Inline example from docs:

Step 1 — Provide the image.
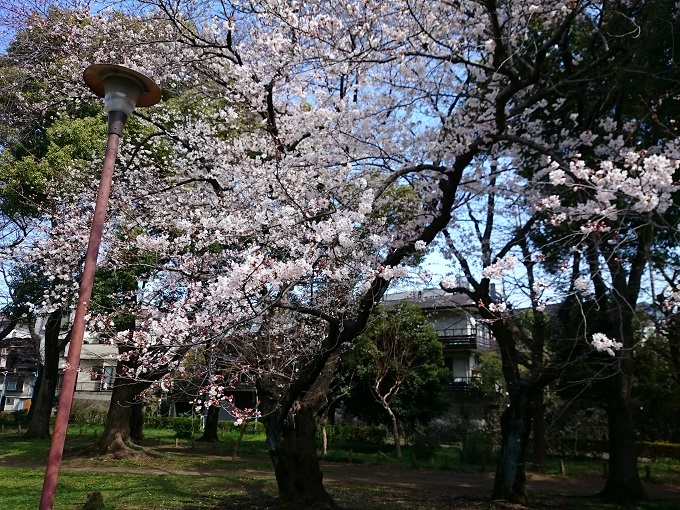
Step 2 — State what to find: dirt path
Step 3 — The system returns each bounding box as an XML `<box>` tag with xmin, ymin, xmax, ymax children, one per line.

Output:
<box><xmin>320</xmin><ymin>462</ymin><xmax>680</xmax><ymax>501</ymax></box>
<box><xmin>318</xmin><ymin>464</ymin><xmax>680</xmax><ymax>509</ymax></box>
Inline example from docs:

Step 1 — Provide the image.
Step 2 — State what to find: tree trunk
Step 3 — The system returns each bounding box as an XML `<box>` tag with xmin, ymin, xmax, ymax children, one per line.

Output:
<box><xmin>493</xmin><ymin>388</ymin><xmax>533</xmax><ymax>504</ymax></box>
<box><xmin>129</xmin><ymin>400</ymin><xmax>145</xmax><ymax>443</ymax></box>
<box><xmin>24</xmin><ymin>309</ymin><xmax>66</xmax><ymax>439</ymax></box>
<box><xmin>255</xmin><ymin>330</ymin><xmax>345</xmax><ymax>508</ymax></box>
<box><xmin>531</xmin><ymin>391</ymin><xmax>547</xmax><ymax>473</ymax></box>
<box><xmin>385</xmin><ymin>405</ymin><xmax>402</xmax><ymax>459</ymax></box>
<box><xmin>262</xmin><ymin>404</ymin><xmax>335</xmax><ymax>509</ymax></box>
<box><xmin>321</xmin><ymin>422</ymin><xmax>328</xmax><ymax>460</ymax></box>
<box><xmin>97</xmin><ymin>373</ymin><xmax>149</xmax><ymax>455</ymax></box>
<box><xmin>198</xmin><ymin>404</ymin><xmax>220</xmax><ymax>442</ymax></box>
<box><xmin>232</xmin><ymin>420</ymin><xmax>248</xmax><ymax>461</ymax></box>
<box><xmin>23</xmin><ymin>362</ymin><xmax>58</xmax><ymax>439</ymax></box>
<box><xmin>318</xmin><ymin>413</ymin><xmax>329</xmax><ymax>460</ymax></box>
<box><xmin>598</xmin><ymin>366</ymin><xmax>648</xmax><ymax>504</ymax></box>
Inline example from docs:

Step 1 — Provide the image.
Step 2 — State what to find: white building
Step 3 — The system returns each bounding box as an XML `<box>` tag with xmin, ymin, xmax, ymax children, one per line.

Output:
<box><xmin>384</xmin><ymin>288</ymin><xmax>496</xmax><ymax>397</ymax></box>
<box><xmin>0</xmin><ymin>318</ymin><xmax>118</xmax><ymax>412</ymax></box>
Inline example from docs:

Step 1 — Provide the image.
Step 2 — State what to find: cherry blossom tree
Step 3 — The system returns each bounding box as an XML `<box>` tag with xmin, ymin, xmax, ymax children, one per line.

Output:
<box><xmin>515</xmin><ymin>1</ymin><xmax>680</xmax><ymax>501</ymax></box>
<box><xmin>0</xmin><ymin>10</ymin><xmax>106</xmax><ymax>437</ymax></box>
<box><xmin>439</xmin><ymin>188</ymin><xmax>564</xmax><ymax>502</ymax></box>
<box><xmin>439</xmin><ymin>0</ymin><xmax>680</xmax><ymax>503</ymax></box>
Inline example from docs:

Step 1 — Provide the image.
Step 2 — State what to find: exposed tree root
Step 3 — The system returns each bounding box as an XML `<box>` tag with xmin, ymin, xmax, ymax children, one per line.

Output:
<box><xmin>71</xmin><ymin>433</ymin><xmax>162</xmax><ymax>461</ymax></box>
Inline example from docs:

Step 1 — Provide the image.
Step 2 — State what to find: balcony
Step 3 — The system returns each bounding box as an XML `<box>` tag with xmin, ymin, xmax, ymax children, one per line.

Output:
<box><xmin>75</xmin><ymin>380</ymin><xmax>113</xmax><ymax>392</ymax></box>
<box><xmin>436</xmin><ymin>327</ymin><xmax>493</xmax><ymax>350</ymax></box>
<box><xmin>446</xmin><ymin>377</ymin><xmax>483</xmax><ymax>396</ymax></box>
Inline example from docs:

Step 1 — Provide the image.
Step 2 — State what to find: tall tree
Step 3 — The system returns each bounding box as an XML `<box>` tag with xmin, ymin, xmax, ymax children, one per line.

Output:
<box><xmin>440</xmin><ymin>198</ymin><xmax>564</xmax><ymax>502</ymax></box>
<box><xmin>345</xmin><ymin>303</ymin><xmax>448</xmax><ymax>458</ymax></box>
<box><xmin>517</xmin><ymin>1</ymin><xmax>680</xmax><ymax>502</ymax></box>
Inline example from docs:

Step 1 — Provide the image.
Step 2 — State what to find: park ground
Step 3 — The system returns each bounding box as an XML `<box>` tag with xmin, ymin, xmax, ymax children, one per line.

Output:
<box><xmin>1</xmin><ymin>427</ymin><xmax>679</xmax><ymax>509</ymax></box>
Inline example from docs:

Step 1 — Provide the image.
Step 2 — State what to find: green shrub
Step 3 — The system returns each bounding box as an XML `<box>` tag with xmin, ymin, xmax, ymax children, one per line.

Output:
<box><xmin>638</xmin><ymin>441</ymin><xmax>680</xmax><ymax>460</ymax></box>
<box><xmin>13</xmin><ymin>409</ymin><xmax>29</xmax><ymax>425</ymax></box>
<box><xmin>316</xmin><ymin>422</ymin><xmax>341</xmax><ymax>449</ymax></box>
<box><xmin>412</xmin><ymin>434</ymin><xmax>440</xmax><ymax>461</ymax></box>
<box><xmin>550</xmin><ymin>438</ymin><xmax>680</xmax><ymax>461</ymax></box>
<box><xmin>217</xmin><ymin>420</ymin><xmax>263</xmax><ymax>435</ymax></box>
<box><xmin>334</xmin><ymin>425</ymin><xmax>387</xmax><ymax>445</ymax></box>
<box><xmin>551</xmin><ymin>438</ymin><xmax>608</xmax><ymax>458</ymax></box>
<box><xmin>0</xmin><ymin>412</ymin><xmax>15</xmax><ymax>426</ymax></box>
<box><xmin>460</xmin><ymin>429</ymin><xmax>496</xmax><ymax>465</ymax></box>
<box><xmin>144</xmin><ymin>415</ymin><xmax>171</xmax><ymax>430</ymax></box>
<box><xmin>171</xmin><ymin>416</ymin><xmax>200</xmax><ymax>438</ymax></box>
<box><xmin>68</xmin><ymin>400</ymin><xmax>109</xmax><ymax>425</ymax></box>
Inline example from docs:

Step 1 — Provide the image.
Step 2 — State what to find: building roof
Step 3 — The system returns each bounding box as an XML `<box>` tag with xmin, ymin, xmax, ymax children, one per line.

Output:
<box><xmin>384</xmin><ymin>288</ymin><xmax>475</xmax><ymax>311</ymax></box>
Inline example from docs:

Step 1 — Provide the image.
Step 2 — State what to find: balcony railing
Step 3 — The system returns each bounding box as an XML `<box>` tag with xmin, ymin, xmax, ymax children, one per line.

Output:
<box><xmin>446</xmin><ymin>376</ymin><xmax>483</xmax><ymax>396</ymax></box>
<box><xmin>75</xmin><ymin>381</ymin><xmax>113</xmax><ymax>392</ymax></box>
<box><xmin>435</xmin><ymin>327</ymin><xmax>493</xmax><ymax>350</ymax></box>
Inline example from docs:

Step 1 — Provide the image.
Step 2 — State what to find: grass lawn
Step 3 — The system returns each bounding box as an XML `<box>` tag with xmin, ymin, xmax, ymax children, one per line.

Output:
<box><xmin>2</xmin><ymin>468</ymin><xmax>267</xmax><ymax>509</ymax></box>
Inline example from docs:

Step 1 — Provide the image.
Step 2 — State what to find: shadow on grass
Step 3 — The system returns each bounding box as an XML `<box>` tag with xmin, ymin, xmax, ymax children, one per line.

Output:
<box><xmin>180</xmin><ymin>477</ymin><xmax>280</xmax><ymax>510</ymax></box>
<box><xmin>54</xmin><ymin>472</ymin><xmax>279</xmax><ymax>509</ymax></box>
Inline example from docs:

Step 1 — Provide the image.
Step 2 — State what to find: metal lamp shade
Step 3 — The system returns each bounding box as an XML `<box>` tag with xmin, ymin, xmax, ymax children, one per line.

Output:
<box><xmin>83</xmin><ymin>64</ymin><xmax>161</xmax><ymax>116</ymax></box>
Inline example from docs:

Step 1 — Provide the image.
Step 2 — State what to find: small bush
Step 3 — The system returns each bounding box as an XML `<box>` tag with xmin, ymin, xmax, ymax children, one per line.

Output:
<box><xmin>412</xmin><ymin>434</ymin><xmax>440</xmax><ymax>461</ymax></box>
<box><xmin>0</xmin><ymin>412</ymin><xmax>15</xmax><ymax>426</ymax></box>
<box><xmin>69</xmin><ymin>401</ymin><xmax>109</xmax><ymax>425</ymax></box>
<box><xmin>218</xmin><ymin>420</ymin><xmax>263</xmax><ymax>435</ymax></box>
<box><xmin>144</xmin><ymin>415</ymin><xmax>171</xmax><ymax>430</ymax></box>
<box><xmin>551</xmin><ymin>438</ymin><xmax>608</xmax><ymax>458</ymax></box>
<box><xmin>460</xmin><ymin>429</ymin><xmax>496</xmax><ymax>465</ymax></box>
<box><xmin>172</xmin><ymin>416</ymin><xmax>200</xmax><ymax>438</ymax></box>
<box><xmin>333</xmin><ymin>425</ymin><xmax>387</xmax><ymax>445</ymax></box>
<box><xmin>13</xmin><ymin>409</ymin><xmax>29</xmax><ymax>425</ymax></box>
<box><xmin>317</xmin><ymin>422</ymin><xmax>340</xmax><ymax>449</ymax></box>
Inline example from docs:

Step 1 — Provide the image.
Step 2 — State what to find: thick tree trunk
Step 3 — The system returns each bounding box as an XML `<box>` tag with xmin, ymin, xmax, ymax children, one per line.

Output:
<box><xmin>24</xmin><ymin>310</ymin><xmax>66</xmax><ymax>439</ymax></box>
<box><xmin>531</xmin><ymin>391</ymin><xmax>547</xmax><ymax>473</ymax></box>
<box><xmin>198</xmin><ymin>405</ymin><xmax>220</xmax><ymax>442</ymax></box>
<box><xmin>255</xmin><ymin>329</ymin><xmax>345</xmax><ymax>508</ymax></box>
<box><xmin>262</xmin><ymin>404</ymin><xmax>335</xmax><ymax>509</ymax></box>
<box><xmin>129</xmin><ymin>400</ymin><xmax>145</xmax><ymax>443</ymax></box>
<box><xmin>598</xmin><ymin>367</ymin><xmax>648</xmax><ymax>504</ymax></box>
<box><xmin>493</xmin><ymin>388</ymin><xmax>533</xmax><ymax>504</ymax></box>
<box><xmin>97</xmin><ymin>374</ymin><xmax>149</xmax><ymax>455</ymax></box>
<box><xmin>23</xmin><ymin>362</ymin><xmax>58</xmax><ymax>439</ymax></box>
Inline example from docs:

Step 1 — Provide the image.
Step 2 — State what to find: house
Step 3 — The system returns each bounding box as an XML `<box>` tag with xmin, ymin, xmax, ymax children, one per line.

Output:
<box><xmin>384</xmin><ymin>287</ymin><xmax>498</xmax><ymax>415</ymax></box>
<box><xmin>0</xmin><ymin>325</ymin><xmax>39</xmax><ymax>413</ymax></box>
<box><xmin>0</xmin><ymin>317</ymin><xmax>118</xmax><ymax>412</ymax></box>
<box><xmin>69</xmin><ymin>339</ymin><xmax>118</xmax><ymax>402</ymax></box>
<box><xmin>0</xmin><ymin>355</ymin><xmax>37</xmax><ymax>413</ymax></box>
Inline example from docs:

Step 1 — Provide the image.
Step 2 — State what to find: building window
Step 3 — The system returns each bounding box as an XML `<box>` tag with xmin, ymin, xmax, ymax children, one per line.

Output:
<box><xmin>5</xmin><ymin>397</ymin><xmax>15</xmax><ymax>406</ymax></box>
<box><xmin>5</xmin><ymin>378</ymin><xmax>19</xmax><ymax>391</ymax></box>
<box><xmin>92</xmin><ymin>366</ymin><xmax>115</xmax><ymax>391</ymax></box>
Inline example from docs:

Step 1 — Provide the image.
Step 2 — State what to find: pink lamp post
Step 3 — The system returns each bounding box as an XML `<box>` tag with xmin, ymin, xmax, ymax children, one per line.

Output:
<box><xmin>39</xmin><ymin>64</ymin><xmax>160</xmax><ymax>510</ymax></box>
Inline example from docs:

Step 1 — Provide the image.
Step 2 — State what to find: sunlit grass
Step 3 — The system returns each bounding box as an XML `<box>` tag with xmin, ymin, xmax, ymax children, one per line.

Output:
<box><xmin>1</xmin><ymin>467</ymin><xmax>274</xmax><ymax>510</ymax></box>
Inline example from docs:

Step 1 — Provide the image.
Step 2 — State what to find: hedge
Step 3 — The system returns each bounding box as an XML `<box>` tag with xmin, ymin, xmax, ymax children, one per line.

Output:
<box><xmin>0</xmin><ymin>410</ymin><xmax>29</xmax><ymax>427</ymax></box>
<box><xmin>328</xmin><ymin>425</ymin><xmax>388</xmax><ymax>445</ymax></box>
<box><xmin>638</xmin><ymin>441</ymin><xmax>680</xmax><ymax>460</ymax></box>
<box><xmin>551</xmin><ymin>438</ymin><xmax>680</xmax><ymax>460</ymax></box>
